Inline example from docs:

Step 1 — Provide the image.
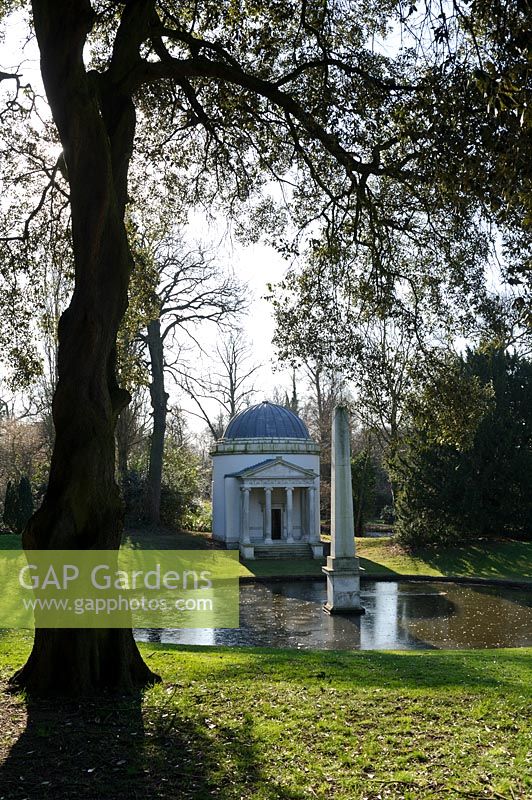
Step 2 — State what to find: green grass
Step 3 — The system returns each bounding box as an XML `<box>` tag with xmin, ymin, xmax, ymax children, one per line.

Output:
<box><xmin>0</xmin><ymin>529</ymin><xmax>214</xmax><ymax>551</ymax></box>
<box><xmin>0</xmin><ymin>632</ymin><xmax>530</xmax><ymax>799</ymax></box>
<box><xmin>2</xmin><ymin>529</ymin><xmax>530</xmax><ymax>582</ymax></box>
<box><xmin>123</xmin><ymin>527</ymin><xmax>216</xmax><ymax>550</ymax></box>
<box><xmin>356</xmin><ymin>536</ymin><xmax>532</xmax><ymax>582</ymax></box>
<box><xmin>239</xmin><ymin>557</ymin><xmax>325</xmax><ymax>578</ymax></box>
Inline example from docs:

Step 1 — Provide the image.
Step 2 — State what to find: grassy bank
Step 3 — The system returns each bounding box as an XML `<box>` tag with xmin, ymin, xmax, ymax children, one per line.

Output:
<box><xmin>0</xmin><ymin>633</ymin><xmax>530</xmax><ymax>799</ymax></box>
<box><xmin>124</xmin><ymin>530</ymin><xmax>532</xmax><ymax>582</ymax></box>
<box><xmin>355</xmin><ymin>536</ymin><xmax>532</xmax><ymax>582</ymax></box>
<box><xmin>237</xmin><ymin>536</ymin><xmax>532</xmax><ymax>582</ymax></box>
<box><xmin>1</xmin><ymin>530</ymin><xmax>530</xmax><ymax>582</ymax></box>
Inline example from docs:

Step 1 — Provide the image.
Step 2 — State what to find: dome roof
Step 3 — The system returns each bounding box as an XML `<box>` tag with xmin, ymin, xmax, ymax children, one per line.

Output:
<box><xmin>223</xmin><ymin>401</ymin><xmax>311</xmax><ymax>440</ymax></box>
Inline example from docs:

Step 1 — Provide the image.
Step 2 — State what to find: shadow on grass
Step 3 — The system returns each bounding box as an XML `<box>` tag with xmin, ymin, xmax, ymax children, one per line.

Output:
<box><xmin>123</xmin><ymin>527</ymin><xmax>217</xmax><ymax>551</ymax></box>
<box><xmin>0</xmin><ymin>687</ymin><xmax>301</xmax><ymax>800</ymax></box>
<box><xmin>0</xmin><ymin>534</ymin><xmax>21</xmax><ymax>550</ymax></box>
<box><xmin>0</xmin><ymin>694</ymin><xmax>150</xmax><ymax>800</ymax></box>
<box><xmin>408</xmin><ymin>540</ymin><xmax>532</xmax><ymax>580</ymax></box>
<box><xmin>358</xmin><ymin>557</ymin><xmax>398</xmax><ymax>576</ymax></box>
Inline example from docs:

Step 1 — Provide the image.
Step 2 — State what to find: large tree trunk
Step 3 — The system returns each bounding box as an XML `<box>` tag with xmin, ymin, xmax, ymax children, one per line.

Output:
<box><xmin>10</xmin><ymin>0</ymin><xmax>159</xmax><ymax>694</ymax></box>
<box><xmin>146</xmin><ymin>319</ymin><xmax>169</xmax><ymax>526</ymax></box>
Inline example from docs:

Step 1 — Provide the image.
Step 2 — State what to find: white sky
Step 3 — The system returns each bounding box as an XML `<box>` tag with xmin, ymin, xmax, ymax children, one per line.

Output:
<box><xmin>166</xmin><ymin>232</ymin><xmax>293</xmax><ymax>430</ymax></box>
<box><xmin>1</xmin><ymin>12</ymin><xmax>294</xmax><ymax>433</ymax></box>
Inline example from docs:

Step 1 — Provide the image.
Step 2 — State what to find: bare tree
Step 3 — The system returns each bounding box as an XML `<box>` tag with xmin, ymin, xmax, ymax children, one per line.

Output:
<box><xmin>301</xmin><ymin>362</ymin><xmax>344</xmax><ymax>448</ymax></box>
<box><xmin>137</xmin><ymin>238</ymin><xmax>246</xmax><ymax>525</ymax></box>
<box><xmin>270</xmin><ymin>369</ymin><xmax>300</xmax><ymax>414</ymax></box>
<box><xmin>299</xmin><ymin>361</ymin><xmax>345</xmax><ymax>531</ymax></box>
<box><xmin>353</xmin><ymin>321</ymin><xmax>418</xmax><ymax>454</ymax></box>
<box><xmin>178</xmin><ymin>330</ymin><xmax>261</xmax><ymax>441</ymax></box>
<box><xmin>115</xmin><ymin>388</ymin><xmax>151</xmax><ymax>488</ymax></box>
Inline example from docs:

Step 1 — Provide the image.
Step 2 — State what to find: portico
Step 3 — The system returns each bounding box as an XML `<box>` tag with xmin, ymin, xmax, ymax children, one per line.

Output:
<box><xmin>234</xmin><ymin>459</ymin><xmax>321</xmax><ymax>558</ymax></box>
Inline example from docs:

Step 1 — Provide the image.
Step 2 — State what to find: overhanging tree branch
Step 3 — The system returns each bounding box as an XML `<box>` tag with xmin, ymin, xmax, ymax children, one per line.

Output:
<box><xmin>134</xmin><ymin>55</ymin><xmax>370</xmax><ymax>182</ymax></box>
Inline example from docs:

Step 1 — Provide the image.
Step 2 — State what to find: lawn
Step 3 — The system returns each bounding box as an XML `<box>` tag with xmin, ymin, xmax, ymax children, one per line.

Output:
<box><xmin>355</xmin><ymin>537</ymin><xmax>532</xmax><ymax>582</ymax></box>
<box><xmin>123</xmin><ymin>529</ymin><xmax>532</xmax><ymax>583</ymax></box>
<box><xmin>0</xmin><ymin>632</ymin><xmax>530</xmax><ymax>799</ymax></box>
<box><xmin>237</xmin><ymin>537</ymin><xmax>532</xmax><ymax>582</ymax></box>
<box><xmin>1</xmin><ymin>530</ymin><xmax>530</xmax><ymax>582</ymax></box>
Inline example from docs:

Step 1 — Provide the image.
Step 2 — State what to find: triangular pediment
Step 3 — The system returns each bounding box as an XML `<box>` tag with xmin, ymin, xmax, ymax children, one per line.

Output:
<box><xmin>227</xmin><ymin>457</ymin><xmax>316</xmax><ymax>480</ymax></box>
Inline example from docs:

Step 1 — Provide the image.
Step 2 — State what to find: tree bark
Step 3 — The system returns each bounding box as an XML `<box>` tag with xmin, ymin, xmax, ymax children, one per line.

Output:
<box><xmin>146</xmin><ymin>318</ymin><xmax>169</xmax><ymax>526</ymax></box>
<box><xmin>10</xmin><ymin>0</ymin><xmax>159</xmax><ymax>694</ymax></box>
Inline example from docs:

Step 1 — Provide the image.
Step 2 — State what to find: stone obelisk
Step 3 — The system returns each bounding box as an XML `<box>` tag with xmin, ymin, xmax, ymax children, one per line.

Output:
<box><xmin>322</xmin><ymin>405</ymin><xmax>365</xmax><ymax>614</ymax></box>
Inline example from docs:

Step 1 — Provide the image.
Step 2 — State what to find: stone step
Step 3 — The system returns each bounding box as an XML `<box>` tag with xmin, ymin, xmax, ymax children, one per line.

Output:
<box><xmin>253</xmin><ymin>543</ymin><xmax>313</xmax><ymax>559</ymax></box>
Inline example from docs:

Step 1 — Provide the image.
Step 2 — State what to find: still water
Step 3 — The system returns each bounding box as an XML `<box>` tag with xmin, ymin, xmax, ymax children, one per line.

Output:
<box><xmin>135</xmin><ymin>579</ymin><xmax>532</xmax><ymax>651</ymax></box>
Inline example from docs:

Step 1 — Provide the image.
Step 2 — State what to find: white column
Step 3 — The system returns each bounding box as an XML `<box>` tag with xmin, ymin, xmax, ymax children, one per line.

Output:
<box><xmin>286</xmin><ymin>487</ymin><xmax>293</xmax><ymax>542</ymax></box>
<box><xmin>308</xmin><ymin>486</ymin><xmax>319</xmax><ymax>542</ymax></box>
<box><xmin>322</xmin><ymin>405</ymin><xmax>364</xmax><ymax>614</ymax></box>
<box><xmin>224</xmin><ymin>478</ymin><xmax>234</xmax><ymax>543</ymax></box>
<box><xmin>331</xmin><ymin>405</ymin><xmax>356</xmax><ymax>559</ymax></box>
<box><xmin>241</xmin><ymin>487</ymin><xmax>251</xmax><ymax>544</ymax></box>
<box><xmin>264</xmin><ymin>487</ymin><xmax>272</xmax><ymax>543</ymax></box>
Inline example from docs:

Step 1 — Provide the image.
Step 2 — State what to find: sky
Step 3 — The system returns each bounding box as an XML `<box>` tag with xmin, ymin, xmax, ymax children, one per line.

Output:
<box><xmin>167</xmin><ymin>223</ymin><xmax>294</xmax><ymax>431</ymax></box>
<box><xmin>1</xmin><ymin>11</ymin><xmax>294</xmax><ymax>433</ymax></box>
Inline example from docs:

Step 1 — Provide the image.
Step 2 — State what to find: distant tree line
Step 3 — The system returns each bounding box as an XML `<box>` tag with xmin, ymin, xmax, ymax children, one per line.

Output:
<box><xmin>277</xmin><ymin>329</ymin><xmax>532</xmax><ymax>548</ymax></box>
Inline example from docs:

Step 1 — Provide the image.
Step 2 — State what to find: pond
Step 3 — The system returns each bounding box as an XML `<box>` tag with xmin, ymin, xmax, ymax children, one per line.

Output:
<box><xmin>135</xmin><ymin>579</ymin><xmax>532</xmax><ymax>651</ymax></box>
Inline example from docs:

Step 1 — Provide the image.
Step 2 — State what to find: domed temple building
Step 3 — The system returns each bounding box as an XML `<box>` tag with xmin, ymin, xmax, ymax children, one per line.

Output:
<box><xmin>211</xmin><ymin>401</ymin><xmax>322</xmax><ymax>560</ymax></box>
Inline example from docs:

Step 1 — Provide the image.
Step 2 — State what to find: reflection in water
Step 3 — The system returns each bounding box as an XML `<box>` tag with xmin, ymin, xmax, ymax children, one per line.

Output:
<box><xmin>134</xmin><ymin>580</ymin><xmax>532</xmax><ymax>651</ymax></box>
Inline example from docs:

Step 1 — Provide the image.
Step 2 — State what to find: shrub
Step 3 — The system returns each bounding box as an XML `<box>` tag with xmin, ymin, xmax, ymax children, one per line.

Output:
<box><xmin>2</xmin><ymin>476</ymin><xmax>34</xmax><ymax>534</ymax></box>
<box><xmin>123</xmin><ymin>469</ymin><xmax>147</xmax><ymax>525</ymax></box>
<box><xmin>123</xmin><ymin>444</ymin><xmax>204</xmax><ymax>531</ymax></box>
<box><xmin>184</xmin><ymin>499</ymin><xmax>212</xmax><ymax>532</ymax></box>
<box><xmin>380</xmin><ymin>505</ymin><xmax>395</xmax><ymax>524</ymax></box>
<box><xmin>2</xmin><ymin>481</ymin><xmax>18</xmax><ymax>533</ymax></box>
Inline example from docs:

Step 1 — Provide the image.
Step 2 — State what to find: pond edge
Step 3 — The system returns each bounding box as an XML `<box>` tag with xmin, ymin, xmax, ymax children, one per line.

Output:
<box><xmin>239</xmin><ymin>573</ymin><xmax>532</xmax><ymax>590</ymax></box>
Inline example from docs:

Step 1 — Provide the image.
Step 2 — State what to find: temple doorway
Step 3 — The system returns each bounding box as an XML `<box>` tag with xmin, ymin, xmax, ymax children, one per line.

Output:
<box><xmin>271</xmin><ymin>508</ymin><xmax>282</xmax><ymax>540</ymax></box>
